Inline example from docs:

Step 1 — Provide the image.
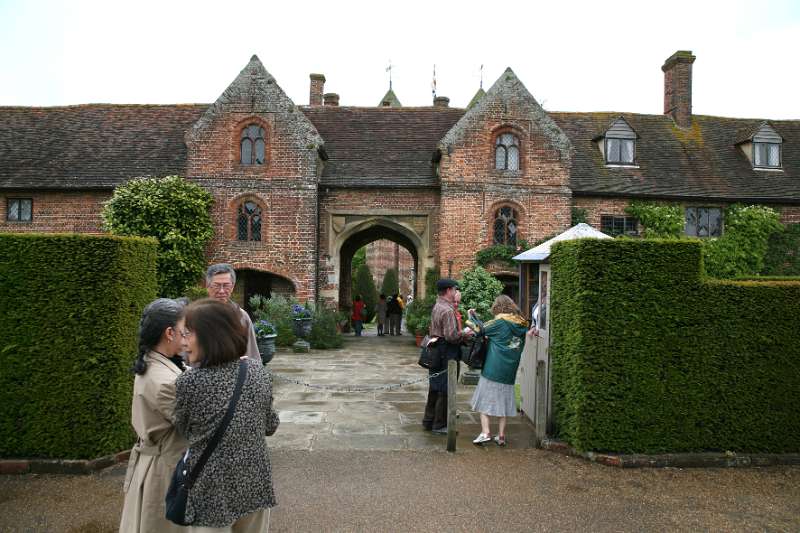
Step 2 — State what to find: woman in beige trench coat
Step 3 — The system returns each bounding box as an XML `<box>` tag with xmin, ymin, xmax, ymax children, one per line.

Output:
<box><xmin>120</xmin><ymin>298</ymin><xmax>188</xmax><ymax>533</ymax></box>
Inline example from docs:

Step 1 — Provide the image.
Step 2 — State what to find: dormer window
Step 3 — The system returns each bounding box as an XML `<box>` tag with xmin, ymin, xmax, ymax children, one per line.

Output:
<box><xmin>603</xmin><ymin>117</ymin><xmax>637</xmax><ymax>165</ymax></box>
<box><xmin>745</xmin><ymin>122</ymin><xmax>783</xmax><ymax>170</ymax></box>
<box><xmin>240</xmin><ymin>124</ymin><xmax>266</xmax><ymax>166</ymax></box>
<box><xmin>495</xmin><ymin>133</ymin><xmax>520</xmax><ymax>171</ymax></box>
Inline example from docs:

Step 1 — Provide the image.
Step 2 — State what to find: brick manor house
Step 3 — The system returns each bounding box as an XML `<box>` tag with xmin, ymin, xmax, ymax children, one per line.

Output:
<box><xmin>2</xmin><ymin>51</ymin><xmax>798</xmax><ymax>310</ymax></box>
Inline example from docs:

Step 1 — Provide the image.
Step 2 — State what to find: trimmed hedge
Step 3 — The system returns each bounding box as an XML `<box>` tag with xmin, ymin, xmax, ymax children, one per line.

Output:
<box><xmin>550</xmin><ymin>239</ymin><xmax>800</xmax><ymax>453</ymax></box>
<box><xmin>0</xmin><ymin>233</ymin><xmax>157</xmax><ymax>459</ymax></box>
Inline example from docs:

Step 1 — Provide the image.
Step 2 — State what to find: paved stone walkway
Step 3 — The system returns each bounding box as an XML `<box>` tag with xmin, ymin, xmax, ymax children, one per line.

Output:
<box><xmin>268</xmin><ymin>327</ymin><xmax>536</xmax><ymax>452</ymax></box>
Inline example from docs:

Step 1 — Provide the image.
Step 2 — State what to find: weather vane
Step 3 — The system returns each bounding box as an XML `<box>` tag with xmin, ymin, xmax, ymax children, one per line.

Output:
<box><xmin>431</xmin><ymin>64</ymin><xmax>437</xmax><ymax>99</ymax></box>
<box><xmin>480</xmin><ymin>64</ymin><xmax>484</xmax><ymax>90</ymax></box>
<box><xmin>386</xmin><ymin>60</ymin><xmax>393</xmax><ymax>90</ymax></box>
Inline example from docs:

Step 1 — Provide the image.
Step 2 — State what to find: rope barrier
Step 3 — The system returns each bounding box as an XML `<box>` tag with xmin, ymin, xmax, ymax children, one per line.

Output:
<box><xmin>271</xmin><ymin>368</ymin><xmax>448</xmax><ymax>393</ymax></box>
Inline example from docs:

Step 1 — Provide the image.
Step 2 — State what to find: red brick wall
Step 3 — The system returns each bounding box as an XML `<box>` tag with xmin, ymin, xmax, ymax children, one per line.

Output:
<box><xmin>0</xmin><ymin>191</ymin><xmax>110</xmax><ymax>233</ymax></box>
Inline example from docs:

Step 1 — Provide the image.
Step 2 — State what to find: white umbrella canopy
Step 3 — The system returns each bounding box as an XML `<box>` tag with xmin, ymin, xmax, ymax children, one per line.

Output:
<box><xmin>512</xmin><ymin>223</ymin><xmax>612</xmax><ymax>263</ymax></box>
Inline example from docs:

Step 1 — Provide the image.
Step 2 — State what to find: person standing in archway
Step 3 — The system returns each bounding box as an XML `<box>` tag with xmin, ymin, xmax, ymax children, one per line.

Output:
<box><xmin>387</xmin><ymin>294</ymin><xmax>402</xmax><ymax>335</ymax></box>
<box><xmin>206</xmin><ymin>264</ymin><xmax>261</xmax><ymax>363</ymax></box>
<box><xmin>351</xmin><ymin>295</ymin><xmax>365</xmax><ymax>337</ymax></box>
<box><xmin>376</xmin><ymin>294</ymin><xmax>388</xmax><ymax>336</ymax></box>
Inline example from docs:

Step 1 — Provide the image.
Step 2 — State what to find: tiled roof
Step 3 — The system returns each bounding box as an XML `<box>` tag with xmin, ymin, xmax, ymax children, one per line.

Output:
<box><xmin>0</xmin><ymin>104</ymin><xmax>206</xmax><ymax>189</ymax></box>
<box><xmin>302</xmin><ymin>106</ymin><xmax>464</xmax><ymax>188</ymax></box>
<box><xmin>550</xmin><ymin>112</ymin><xmax>800</xmax><ymax>202</ymax></box>
<box><xmin>1</xmin><ymin>102</ymin><xmax>798</xmax><ymax>202</ymax></box>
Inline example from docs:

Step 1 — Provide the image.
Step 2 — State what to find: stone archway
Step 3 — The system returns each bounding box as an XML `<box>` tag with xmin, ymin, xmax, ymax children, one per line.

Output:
<box><xmin>321</xmin><ymin>213</ymin><xmax>433</xmax><ymax>308</ymax></box>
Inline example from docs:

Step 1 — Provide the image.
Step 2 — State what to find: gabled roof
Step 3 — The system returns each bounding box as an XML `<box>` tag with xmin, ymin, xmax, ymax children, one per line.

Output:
<box><xmin>0</xmin><ymin>104</ymin><xmax>206</xmax><ymax>189</ymax></box>
<box><xmin>378</xmin><ymin>89</ymin><xmax>402</xmax><ymax>108</ymax></box>
<box><xmin>440</xmin><ymin>68</ymin><xmax>571</xmax><ymax>161</ymax></box>
<box><xmin>302</xmin><ymin>106</ymin><xmax>463</xmax><ymax>188</ymax></box>
<box><xmin>552</xmin><ymin>112</ymin><xmax>800</xmax><ymax>202</ymax></box>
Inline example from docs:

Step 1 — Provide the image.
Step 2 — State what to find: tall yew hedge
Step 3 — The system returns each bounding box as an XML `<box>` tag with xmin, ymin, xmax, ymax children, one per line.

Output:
<box><xmin>0</xmin><ymin>234</ymin><xmax>157</xmax><ymax>459</ymax></box>
<box><xmin>550</xmin><ymin>239</ymin><xmax>800</xmax><ymax>453</ymax></box>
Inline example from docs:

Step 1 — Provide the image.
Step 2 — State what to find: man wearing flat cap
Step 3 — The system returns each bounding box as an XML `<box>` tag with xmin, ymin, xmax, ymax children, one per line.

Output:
<box><xmin>423</xmin><ymin>278</ymin><xmax>472</xmax><ymax>434</ymax></box>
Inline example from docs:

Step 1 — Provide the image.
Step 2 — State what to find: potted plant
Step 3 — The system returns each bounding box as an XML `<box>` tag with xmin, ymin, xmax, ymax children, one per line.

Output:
<box><xmin>291</xmin><ymin>302</ymin><xmax>314</xmax><ymax>338</ymax></box>
<box><xmin>254</xmin><ymin>319</ymin><xmax>278</xmax><ymax>363</ymax></box>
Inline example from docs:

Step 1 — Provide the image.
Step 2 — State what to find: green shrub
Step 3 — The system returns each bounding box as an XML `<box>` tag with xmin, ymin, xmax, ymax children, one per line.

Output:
<box><xmin>424</xmin><ymin>267</ymin><xmax>440</xmax><ymax>298</ymax></box>
<box><xmin>550</xmin><ymin>238</ymin><xmax>800</xmax><ymax>453</ymax></box>
<box><xmin>249</xmin><ymin>294</ymin><xmax>297</xmax><ymax>347</ymax></box>
<box><xmin>458</xmin><ymin>265</ymin><xmax>503</xmax><ymax>321</ymax></box>
<box><xmin>625</xmin><ymin>201</ymin><xmax>684</xmax><ymax>238</ymax></box>
<box><xmin>352</xmin><ymin>263</ymin><xmax>378</xmax><ymax>322</ymax></box>
<box><xmin>102</xmin><ymin>175</ymin><xmax>214</xmax><ymax>298</ymax></box>
<box><xmin>0</xmin><ymin>233</ymin><xmax>158</xmax><ymax>459</ymax></box>
<box><xmin>571</xmin><ymin>207</ymin><xmax>588</xmax><ymax>226</ymax></box>
<box><xmin>380</xmin><ymin>268</ymin><xmax>399</xmax><ymax>296</ymax></box>
<box><xmin>762</xmin><ymin>223</ymin><xmax>800</xmax><ymax>276</ymax></box>
<box><xmin>405</xmin><ymin>295</ymin><xmax>434</xmax><ymax>334</ymax></box>
<box><xmin>308</xmin><ymin>306</ymin><xmax>344</xmax><ymax>349</ymax></box>
<box><xmin>702</xmin><ymin>204</ymin><xmax>783</xmax><ymax>278</ymax></box>
<box><xmin>183</xmin><ymin>285</ymin><xmax>209</xmax><ymax>301</ymax></box>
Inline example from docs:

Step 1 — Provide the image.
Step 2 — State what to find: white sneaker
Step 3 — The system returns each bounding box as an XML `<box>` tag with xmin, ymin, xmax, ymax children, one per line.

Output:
<box><xmin>472</xmin><ymin>433</ymin><xmax>492</xmax><ymax>445</ymax></box>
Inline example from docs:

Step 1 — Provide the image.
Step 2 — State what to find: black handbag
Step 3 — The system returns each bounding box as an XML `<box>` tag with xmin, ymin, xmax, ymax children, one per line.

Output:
<box><xmin>465</xmin><ymin>335</ymin><xmax>488</xmax><ymax>369</ymax></box>
<box><xmin>165</xmin><ymin>359</ymin><xmax>248</xmax><ymax>525</ymax></box>
<box><xmin>417</xmin><ymin>336</ymin><xmax>443</xmax><ymax>370</ymax></box>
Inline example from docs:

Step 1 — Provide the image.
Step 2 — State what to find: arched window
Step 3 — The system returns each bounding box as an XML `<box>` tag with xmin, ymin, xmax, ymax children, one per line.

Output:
<box><xmin>493</xmin><ymin>205</ymin><xmax>519</xmax><ymax>245</ymax></box>
<box><xmin>495</xmin><ymin>133</ymin><xmax>520</xmax><ymax>171</ymax></box>
<box><xmin>240</xmin><ymin>124</ymin><xmax>266</xmax><ymax>165</ymax></box>
<box><xmin>237</xmin><ymin>201</ymin><xmax>262</xmax><ymax>241</ymax></box>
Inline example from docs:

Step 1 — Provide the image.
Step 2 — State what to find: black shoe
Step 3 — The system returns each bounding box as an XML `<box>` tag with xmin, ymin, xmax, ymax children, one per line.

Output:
<box><xmin>431</xmin><ymin>426</ymin><xmax>448</xmax><ymax>435</ymax></box>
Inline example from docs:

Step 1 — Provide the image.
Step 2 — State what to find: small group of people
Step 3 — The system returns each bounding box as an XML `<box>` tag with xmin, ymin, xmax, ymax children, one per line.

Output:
<box><xmin>423</xmin><ymin>278</ymin><xmax>537</xmax><ymax>445</ymax></box>
<box><xmin>352</xmin><ymin>293</ymin><xmax>406</xmax><ymax>336</ymax></box>
<box><xmin>120</xmin><ymin>264</ymin><xmax>279</xmax><ymax>532</ymax></box>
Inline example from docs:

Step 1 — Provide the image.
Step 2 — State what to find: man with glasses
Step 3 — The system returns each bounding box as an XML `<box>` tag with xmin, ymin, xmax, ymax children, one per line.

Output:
<box><xmin>206</xmin><ymin>263</ymin><xmax>261</xmax><ymax>363</ymax></box>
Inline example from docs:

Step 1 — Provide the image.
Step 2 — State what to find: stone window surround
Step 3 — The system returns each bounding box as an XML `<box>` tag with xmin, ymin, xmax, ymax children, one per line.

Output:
<box><xmin>233</xmin><ymin>116</ymin><xmax>271</xmax><ymax>170</ymax></box>
<box><xmin>491</xmin><ymin>125</ymin><xmax>524</xmax><ymax>174</ymax></box>
<box><xmin>228</xmin><ymin>194</ymin><xmax>267</xmax><ymax>245</ymax></box>
<box><xmin>489</xmin><ymin>200</ymin><xmax>524</xmax><ymax>246</ymax></box>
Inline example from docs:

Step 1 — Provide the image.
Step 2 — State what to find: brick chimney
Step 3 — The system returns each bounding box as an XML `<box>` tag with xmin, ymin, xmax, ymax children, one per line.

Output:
<box><xmin>662</xmin><ymin>50</ymin><xmax>696</xmax><ymax>128</ymax></box>
<box><xmin>309</xmin><ymin>73</ymin><xmax>325</xmax><ymax>106</ymax></box>
<box><xmin>323</xmin><ymin>93</ymin><xmax>339</xmax><ymax>106</ymax></box>
<box><xmin>433</xmin><ymin>96</ymin><xmax>450</xmax><ymax>108</ymax></box>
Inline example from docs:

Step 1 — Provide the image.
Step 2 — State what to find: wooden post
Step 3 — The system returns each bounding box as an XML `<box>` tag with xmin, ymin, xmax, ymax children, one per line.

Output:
<box><xmin>534</xmin><ymin>360</ymin><xmax>547</xmax><ymax>447</ymax></box>
<box><xmin>447</xmin><ymin>359</ymin><xmax>457</xmax><ymax>452</ymax></box>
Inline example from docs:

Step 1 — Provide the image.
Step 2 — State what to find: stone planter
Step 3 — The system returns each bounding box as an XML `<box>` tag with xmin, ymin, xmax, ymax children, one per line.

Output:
<box><xmin>293</xmin><ymin>317</ymin><xmax>313</xmax><ymax>338</ymax></box>
<box><xmin>257</xmin><ymin>334</ymin><xmax>277</xmax><ymax>364</ymax></box>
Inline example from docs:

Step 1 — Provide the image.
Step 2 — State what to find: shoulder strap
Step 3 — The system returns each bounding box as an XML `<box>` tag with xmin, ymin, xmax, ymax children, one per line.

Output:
<box><xmin>186</xmin><ymin>359</ymin><xmax>248</xmax><ymax>488</ymax></box>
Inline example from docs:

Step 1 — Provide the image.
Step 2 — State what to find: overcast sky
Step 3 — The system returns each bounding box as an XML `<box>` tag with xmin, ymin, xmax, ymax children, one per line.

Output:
<box><xmin>1</xmin><ymin>0</ymin><xmax>798</xmax><ymax>119</ymax></box>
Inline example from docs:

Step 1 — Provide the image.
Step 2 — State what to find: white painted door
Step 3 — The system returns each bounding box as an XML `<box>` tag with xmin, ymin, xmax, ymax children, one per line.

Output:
<box><xmin>519</xmin><ymin>264</ymin><xmax>551</xmax><ymax>430</ymax></box>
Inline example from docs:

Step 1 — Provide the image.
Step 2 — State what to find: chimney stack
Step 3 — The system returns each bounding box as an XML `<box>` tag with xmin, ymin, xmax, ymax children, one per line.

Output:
<box><xmin>661</xmin><ymin>50</ymin><xmax>696</xmax><ymax>128</ymax></box>
<box><xmin>433</xmin><ymin>96</ymin><xmax>450</xmax><ymax>108</ymax></box>
<box><xmin>323</xmin><ymin>93</ymin><xmax>339</xmax><ymax>106</ymax></box>
<box><xmin>309</xmin><ymin>73</ymin><xmax>325</xmax><ymax>106</ymax></box>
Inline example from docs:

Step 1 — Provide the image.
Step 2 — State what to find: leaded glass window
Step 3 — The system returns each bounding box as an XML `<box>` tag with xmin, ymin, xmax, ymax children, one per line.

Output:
<box><xmin>600</xmin><ymin>215</ymin><xmax>638</xmax><ymax>236</ymax></box>
<box><xmin>685</xmin><ymin>207</ymin><xmax>722</xmax><ymax>237</ymax></box>
<box><xmin>606</xmin><ymin>138</ymin><xmax>635</xmax><ymax>164</ymax></box>
<box><xmin>754</xmin><ymin>142</ymin><xmax>781</xmax><ymax>168</ymax></box>
<box><xmin>240</xmin><ymin>124</ymin><xmax>266</xmax><ymax>165</ymax></box>
<box><xmin>493</xmin><ymin>206</ymin><xmax>519</xmax><ymax>245</ymax></box>
<box><xmin>237</xmin><ymin>201</ymin><xmax>262</xmax><ymax>241</ymax></box>
<box><xmin>6</xmin><ymin>198</ymin><xmax>32</xmax><ymax>221</ymax></box>
<box><xmin>495</xmin><ymin>133</ymin><xmax>520</xmax><ymax>171</ymax></box>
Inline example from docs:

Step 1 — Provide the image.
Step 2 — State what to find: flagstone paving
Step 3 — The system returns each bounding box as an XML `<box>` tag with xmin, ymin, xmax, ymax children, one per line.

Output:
<box><xmin>267</xmin><ymin>327</ymin><xmax>536</xmax><ymax>452</ymax></box>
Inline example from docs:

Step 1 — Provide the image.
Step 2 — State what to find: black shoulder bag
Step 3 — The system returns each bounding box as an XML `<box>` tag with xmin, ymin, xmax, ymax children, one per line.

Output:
<box><xmin>166</xmin><ymin>359</ymin><xmax>248</xmax><ymax>526</ymax></box>
<box><xmin>464</xmin><ymin>314</ymin><xmax>488</xmax><ymax>369</ymax></box>
<box><xmin>417</xmin><ymin>336</ymin><xmax>443</xmax><ymax>370</ymax></box>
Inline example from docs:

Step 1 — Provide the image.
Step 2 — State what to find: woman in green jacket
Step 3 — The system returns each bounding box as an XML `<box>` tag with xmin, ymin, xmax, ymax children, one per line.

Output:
<box><xmin>469</xmin><ymin>295</ymin><xmax>528</xmax><ymax>446</ymax></box>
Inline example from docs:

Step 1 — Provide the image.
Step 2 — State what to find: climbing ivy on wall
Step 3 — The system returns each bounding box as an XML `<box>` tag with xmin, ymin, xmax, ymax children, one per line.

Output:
<box><xmin>624</xmin><ymin>201</ymin><xmax>684</xmax><ymax>238</ymax></box>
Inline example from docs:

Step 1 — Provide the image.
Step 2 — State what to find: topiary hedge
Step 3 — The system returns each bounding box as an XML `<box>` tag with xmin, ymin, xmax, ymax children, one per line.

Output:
<box><xmin>550</xmin><ymin>239</ymin><xmax>800</xmax><ymax>454</ymax></box>
<box><xmin>0</xmin><ymin>233</ymin><xmax>158</xmax><ymax>459</ymax></box>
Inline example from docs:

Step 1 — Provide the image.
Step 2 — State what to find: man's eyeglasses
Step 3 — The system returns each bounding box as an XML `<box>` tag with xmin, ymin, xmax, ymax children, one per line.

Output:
<box><xmin>178</xmin><ymin>329</ymin><xmax>192</xmax><ymax>339</ymax></box>
<box><xmin>209</xmin><ymin>283</ymin><xmax>233</xmax><ymax>291</ymax></box>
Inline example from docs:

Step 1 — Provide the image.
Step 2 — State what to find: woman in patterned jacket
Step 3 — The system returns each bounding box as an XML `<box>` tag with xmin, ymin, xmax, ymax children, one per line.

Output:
<box><xmin>176</xmin><ymin>298</ymin><xmax>280</xmax><ymax>531</ymax></box>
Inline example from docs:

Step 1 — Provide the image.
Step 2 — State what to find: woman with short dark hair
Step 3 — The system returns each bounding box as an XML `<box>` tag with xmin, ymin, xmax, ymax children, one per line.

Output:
<box><xmin>469</xmin><ymin>295</ymin><xmax>528</xmax><ymax>447</ymax></box>
<box><xmin>120</xmin><ymin>298</ymin><xmax>187</xmax><ymax>533</ymax></box>
<box><xmin>175</xmin><ymin>298</ymin><xmax>279</xmax><ymax>531</ymax></box>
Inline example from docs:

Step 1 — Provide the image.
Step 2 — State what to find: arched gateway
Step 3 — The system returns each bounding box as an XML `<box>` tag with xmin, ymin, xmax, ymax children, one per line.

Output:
<box><xmin>320</xmin><ymin>213</ymin><xmax>434</xmax><ymax>308</ymax></box>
